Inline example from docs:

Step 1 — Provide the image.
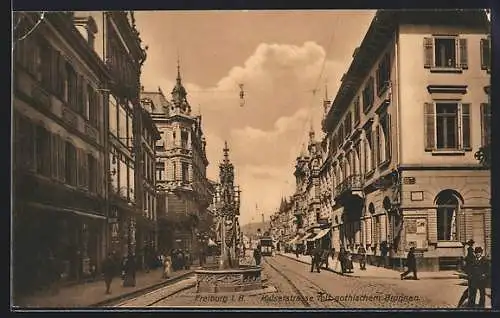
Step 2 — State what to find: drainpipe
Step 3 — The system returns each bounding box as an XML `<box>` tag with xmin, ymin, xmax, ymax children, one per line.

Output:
<box><xmin>394</xmin><ymin>26</ymin><xmax>404</xmax><ymax>271</ymax></box>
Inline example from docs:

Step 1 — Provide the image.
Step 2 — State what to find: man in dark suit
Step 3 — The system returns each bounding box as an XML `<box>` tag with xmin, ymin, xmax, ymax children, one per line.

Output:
<box><xmin>310</xmin><ymin>245</ymin><xmax>322</xmax><ymax>273</ymax></box>
<box><xmin>400</xmin><ymin>247</ymin><xmax>417</xmax><ymax>280</ymax></box>
<box><xmin>468</xmin><ymin>246</ymin><xmax>489</xmax><ymax>308</ymax></box>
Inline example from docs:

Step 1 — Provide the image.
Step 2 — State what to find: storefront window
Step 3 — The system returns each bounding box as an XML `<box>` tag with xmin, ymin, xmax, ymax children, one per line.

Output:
<box><xmin>119</xmin><ymin>157</ymin><xmax>128</xmax><ymax>198</ymax></box>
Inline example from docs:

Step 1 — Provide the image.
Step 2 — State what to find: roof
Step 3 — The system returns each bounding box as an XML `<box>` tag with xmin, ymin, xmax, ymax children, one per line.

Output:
<box><xmin>322</xmin><ymin>9</ymin><xmax>489</xmax><ymax>133</ymax></box>
<box><xmin>141</xmin><ymin>90</ymin><xmax>171</xmax><ymax>115</ymax></box>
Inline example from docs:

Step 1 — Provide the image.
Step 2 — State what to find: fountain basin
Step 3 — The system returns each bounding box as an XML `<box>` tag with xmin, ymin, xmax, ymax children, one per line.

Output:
<box><xmin>195</xmin><ymin>265</ymin><xmax>262</xmax><ymax>293</ymax></box>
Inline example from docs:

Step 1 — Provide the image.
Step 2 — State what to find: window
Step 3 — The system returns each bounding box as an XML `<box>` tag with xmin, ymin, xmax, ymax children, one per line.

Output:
<box><xmin>109</xmin><ymin>151</ymin><xmax>118</xmax><ymax>192</ymax></box>
<box><xmin>88</xmin><ymin>154</ymin><xmax>97</xmax><ymax>193</ymax></box>
<box><xmin>344</xmin><ymin>112</ymin><xmax>352</xmax><ymax>138</ymax></box>
<box><xmin>66</xmin><ymin>62</ymin><xmax>77</xmax><ymax>108</ymax></box>
<box><xmin>39</xmin><ymin>41</ymin><xmax>52</xmax><ymax>90</ymax></box>
<box><xmin>127</xmin><ymin>111</ymin><xmax>133</xmax><ymax>148</ymax></box>
<box><xmin>355</xmin><ymin>142</ymin><xmax>362</xmax><ymax>175</ymax></box>
<box><xmin>362</xmin><ymin>77</ymin><xmax>374</xmax><ymax>113</ymax></box>
<box><xmin>481</xmin><ymin>103</ymin><xmax>491</xmax><ymax>146</ymax></box>
<box><xmin>128</xmin><ymin>161</ymin><xmax>134</xmax><ymax>202</ymax></box>
<box><xmin>353</xmin><ymin>96</ymin><xmax>361</xmax><ymax>125</ymax></box>
<box><xmin>424</xmin><ymin>102</ymin><xmax>470</xmax><ymax>151</ymax></box>
<box><xmin>156</xmin><ymin>162</ymin><xmax>165</xmax><ymax>181</ymax></box>
<box><xmin>181</xmin><ymin>131</ymin><xmax>189</xmax><ymax>148</ymax></box>
<box><xmin>423</xmin><ymin>36</ymin><xmax>468</xmax><ymax>69</ymax></box>
<box><xmin>379</xmin><ymin>112</ymin><xmax>391</xmax><ymax>164</ymax></box>
<box><xmin>118</xmin><ymin>157</ymin><xmax>128</xmax><ymax>198</ymax></box>
<box><xmin>34</xmin><ymin>125</ymin><xmax>51</xmax><ymax>176</ymax></box>
<box><xmin>77</xmin><ymin>75</ymin><xmax>87</xmax><ymax>116</ymax></box>
<box><xmin>118</xmin><ymin>105</ymin><xmax>127</xmax><ymax>143</ymax></box>
<box><xmin>77</xmin><ymin>148</ymin><xmax>88</xmax><ymax>188</ymax></box>
<box><xmin>376</xmin><ymin>52</ymin><xmax>391</xmax><ymax>96</ymax></box>
<box><xmin>364</xmin><ymin>129</ymin><xmax>374</xmax><ymax>173</ymax></box>
<box><xmin>181</xmin><ymin>162</ymin><xmax>189</xmax><ymax>184</ymax></box>
<box><xmin>65</xmin><ymin>142</ymin><xmax>77</xmax><ymax>186</ymax></box>
<box><xmin>109</xmin><ymin>95</ymin><xmax>118</xmax><ymax>136</ymax></box>
<box><xmin>436</xmin><ymin>190</ymin><xmax>460</xmax><ymax>241</ymax></box>
<box><xmin>88</xmin><ymin>85</ymin><xmax>99</xmax><ymax>127</ymax></box>
<box><xmin>480</xmin><ymin>37</ymin><xmax>491</xmax><ymax>71</ymax></box>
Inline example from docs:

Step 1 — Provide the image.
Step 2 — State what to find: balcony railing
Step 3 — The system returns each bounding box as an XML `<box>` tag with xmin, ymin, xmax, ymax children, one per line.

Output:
<box><xmin>334</xmin><ymin>174</ymin><xmax>364</xmax><ymax>198</ymax></box>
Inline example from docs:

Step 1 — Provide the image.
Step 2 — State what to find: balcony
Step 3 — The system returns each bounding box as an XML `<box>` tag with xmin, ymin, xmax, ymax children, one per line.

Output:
<box><xmin>334</xmin><ymin>174</ymin><xmax>364</xmax><ymax>199</ymax></box>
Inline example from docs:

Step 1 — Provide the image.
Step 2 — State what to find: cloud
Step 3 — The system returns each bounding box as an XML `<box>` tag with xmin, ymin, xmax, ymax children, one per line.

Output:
<box><xmin>141</xmin><ymin>41</ymin><xmax>346</xmax><ymax>224</ymax></box>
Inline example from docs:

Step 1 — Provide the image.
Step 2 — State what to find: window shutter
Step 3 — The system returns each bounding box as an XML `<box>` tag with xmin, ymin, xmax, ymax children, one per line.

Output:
<box><xmin>51</xmin><ymin>133</ymin><xmax>58</xmax><ymax>179</ymax></box>
<box><xmin>461</xmin><ymin>103</ymin><xmax>471</xmax><ymax>150</ymax></box>
<box><xmin>481</xmin><ymin>103</ymin><xmax>491</xmax><ymax>146</ymax></box>
<box><xmin>50</xmin><ymin>48</ymin><xmax>58</xmax><ymax>93</ymax></box>
<box><xmin>375</xmin><ymin>127</ymin><xmax>381</xmax><ymax>166</ymax></box>
<box><xmin>83</xmin><ymin>151</ymin><xmax>89</xmax><ymax>188</ymax></box>
<box><xmin>459</xmin><ymin>38</ymin><xmax>468</xmax><ymax>69</ymax></box>
<box><xmin>386</xmin><ymin>114</ymin><xmax>392</xmax><ymax>161</ymax></box>
<box><xmin>59</xmin><ymin>138</ymin><xmax>66</xmax><ymax>182</ymax></box>
<box><xmin>424</xmin><ymin>102</ymin><xmax>435</xmax><ymax>151</ymax></box>
<box><xmin>58</xmin><ymin>54</ymin><xmax>66</xmax><ymax>98</ymax></box>
<box><xmin>423</xmin><ymin>37</ymin><xmax>434</xmax><ymax>68</ymax></box>
<box><xmin>480</xmin><ymin>38</ymin><xmax>491</xmax><ymax>70</ymax></box>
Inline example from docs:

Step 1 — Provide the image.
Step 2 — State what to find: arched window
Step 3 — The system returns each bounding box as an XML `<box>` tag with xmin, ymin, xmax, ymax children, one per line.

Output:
<box><xmin>435</xmin><ymin>190</ymin><xmax>462</xmax><ymax>241</ymax></box>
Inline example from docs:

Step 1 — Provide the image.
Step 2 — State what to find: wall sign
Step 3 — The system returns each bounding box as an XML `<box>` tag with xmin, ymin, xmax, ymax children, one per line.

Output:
<box><xmin>403</xmin><ymin>177</ymin><xmax>416</xmax><ymax>184</ymax></box>
<box><xmin>405</xmin><ymin>217</ymin><xmax>428</xmax><ymax>250</ymax></box>
<box><xmin>410</xmin><ymin>191</ymin><xmax>424</xmax><ymax>201</ymax></box>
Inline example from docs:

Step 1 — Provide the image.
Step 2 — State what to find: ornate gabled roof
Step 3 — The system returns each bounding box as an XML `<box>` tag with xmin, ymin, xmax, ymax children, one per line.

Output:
<box><xmin>141</xmin><ymin>86</ymin><xmax>171</xmax><ymax>116</ymax></box>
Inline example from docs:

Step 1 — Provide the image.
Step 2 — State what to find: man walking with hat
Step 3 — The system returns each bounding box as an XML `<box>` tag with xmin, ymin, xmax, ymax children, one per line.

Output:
<box><xmin>468</xmin><ymin>246</ymin><xmax>489</xmax><ymax>307</ymax></box>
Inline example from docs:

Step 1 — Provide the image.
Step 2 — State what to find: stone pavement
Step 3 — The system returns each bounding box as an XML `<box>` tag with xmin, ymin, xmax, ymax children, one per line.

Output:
<box><xmin>13</xmin><ymin>268</ymin><xmax>194</xmax><ymax>308</ymax></box>
<box><xmin>279</xmin><ymin>252</ymin><xmax>460</xmax><ymax>280</ymax></box>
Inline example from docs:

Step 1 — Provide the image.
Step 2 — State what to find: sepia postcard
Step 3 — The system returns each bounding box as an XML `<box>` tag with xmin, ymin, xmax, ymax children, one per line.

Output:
<box><xmin>11</xmin><ymin>9</ymin><xmax>492</xmax><ymax>311</ymax></box>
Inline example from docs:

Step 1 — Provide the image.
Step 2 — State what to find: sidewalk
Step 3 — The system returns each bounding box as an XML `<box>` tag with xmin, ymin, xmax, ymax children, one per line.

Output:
<box><xmin>278</xmin><ymin>252</ymin><xmax>461</xmax><ymax>280</ymax></box>
<box><xmin>13</xmin><ymin>268</ymin><xmax>194</xmax><ymax>308</ymax></box>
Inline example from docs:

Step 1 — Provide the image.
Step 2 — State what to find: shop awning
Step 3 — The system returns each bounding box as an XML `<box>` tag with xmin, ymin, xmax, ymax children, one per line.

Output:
<box><xmin>25</xmin><ymin>202</ymin><xmax>106</xmax><ymax>220</ymax></box>
<box><xmin>309</xmin><ymin>228</ymin><xmax>331</xmax><ymax>241</ymax></box>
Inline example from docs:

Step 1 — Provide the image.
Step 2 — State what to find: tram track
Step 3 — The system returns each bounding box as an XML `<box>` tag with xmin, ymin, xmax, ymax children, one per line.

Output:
<box><xmin>264</xmin><ymin>256</ymin><xmax>346</xmax><ymax>308</ymax></box>
<box><xmin>112</xmin><ymin>276</ymin><xmax>197</xmax><ymax>307</ymax></box>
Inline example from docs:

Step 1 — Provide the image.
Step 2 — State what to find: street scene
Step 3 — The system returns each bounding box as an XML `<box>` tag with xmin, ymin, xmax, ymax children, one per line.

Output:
<box><xmin>12</xmin><ymin>9</ymin><xmax>491</xmax><ymax>310</ymax></box>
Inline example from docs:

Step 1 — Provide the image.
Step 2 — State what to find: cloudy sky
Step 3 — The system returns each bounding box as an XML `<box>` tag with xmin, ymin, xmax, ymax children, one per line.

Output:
<box><xmin>134</xmin><ymin>10</ymin><xmax>375</xmax><ymax>225</ymax></box>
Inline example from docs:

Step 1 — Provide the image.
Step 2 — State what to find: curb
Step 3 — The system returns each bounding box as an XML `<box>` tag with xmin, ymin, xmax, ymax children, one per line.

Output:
<box><xmin>91</xmin><ymin>271</ymin><xmax>195</xmax><ymax>307</ymax></box>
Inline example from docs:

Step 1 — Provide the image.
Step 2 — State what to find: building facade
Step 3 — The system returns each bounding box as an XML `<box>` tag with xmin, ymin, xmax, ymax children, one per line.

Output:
<box><xmin>321</xmin><ymin>9</ymin><xmax>490</xmax><ymax>271</ymax></box>
<box><xmin>13</xmin><ymin>12</ymin><xmax>110</xmax><ymax>294</ymax></box>
<box><xmin>144</xmin><ymin>65</ymin><xmax>213</xmax><ymax>255</ymax></box>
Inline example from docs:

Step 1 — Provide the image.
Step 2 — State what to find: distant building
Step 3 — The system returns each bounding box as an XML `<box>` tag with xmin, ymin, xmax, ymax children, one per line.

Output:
<box><xmin>322</xmin><ymin>9</ymin><xmax>490</xmax><ymax>270</ymax></box>
<box><xmin>143</xmin><ymin>64</ymin><xmax>213</xmax><ymax>254</ymax></box>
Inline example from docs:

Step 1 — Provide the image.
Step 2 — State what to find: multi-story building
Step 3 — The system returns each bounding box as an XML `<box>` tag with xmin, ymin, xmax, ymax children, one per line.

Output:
<box><xmin>145</xmin><ymin>65</ymin><xmax>213</xmax><ymax>255</ymax></box>
<box><xmin>13</xmin><ymin>12</ymin><xmax>110</xmax><ymax>294</ymax></box>
<box><xmin>74</xmin><ymin>12</ymin><xmax>148</xmax><ymax>267</ymax></box>
<box><xmin>322</xmin><ymin>9</ymin><xmax>490</xmax><ymax>270</ymax></box>
<box><xmin>138</xmin><ymin>90</ymin><xmax>161</xmax><ymax>265</ymax></box>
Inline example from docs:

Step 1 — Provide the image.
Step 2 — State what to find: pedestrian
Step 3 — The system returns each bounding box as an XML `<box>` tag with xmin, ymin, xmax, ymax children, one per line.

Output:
<box><xmin>345</xmin><ymin>250</ymin><xmax>354</xmax><ymax>273</ymax></box>
<box><xmin>400</xmin><ymin>247</ymin><xmax>418</xmax><ymax>280</ymax></box>
<box><xmin>163</xmin><ymin>256</ymin><xmax>172</xmax><ymax>279</ymax></box>
<box><xmin>320</xmin><ymin>249</ymin><xmax>330</xmax><ymax>268</ymax></box>
<box><xmin>295</xmin><ymin>246</ymin><xmax>300</xmax><ymax>258</ymax></box>
<box><xmin>102</xmin><ymin>252</ymin><xmax>116</xmax><ymax>294</ymax></box>
<box><xmin>184</xmin><ymin>249</ymin><xmax>191</xmax><ymax>270</ymax></box>
<box><xmin>123</xmin><ymin>254</ymin><xmax>136</xmax><ymax>287</ymax></box>
<box><xmin>310</xmin><ymin>245</ymin><xmax>322</xmax><ymax>273</ymax></box>
<box><xmin>457</xmin><ymin>240</ymin><xmax>475</xmax><ymax>307</ymax></box>
<box><xmin>378</xmin><ymin>241</ymin><xmax>389</xmax><ymax>267</ymax></box>
<box><xmin>358</xmin><ymin>245</ymin><xmax>367</xmax><ymax>270</ymax></box>
<box><xmin>339</xmin><ymin>246</ymin><xmax>346</xmax><ymax>274</ymax></box>
<box><xmin>468</xmin><ymin>246</ymin><xmax>489</xmax><ymax>308</ymax></box>
<box><xmin>253</xmin><ymin>244</ymin><xmax>262</xmax><ymax>266</ymax></box>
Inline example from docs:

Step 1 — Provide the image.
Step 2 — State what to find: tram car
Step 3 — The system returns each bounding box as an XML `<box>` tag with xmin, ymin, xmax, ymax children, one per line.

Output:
<box><xmin>259</xmin><ymin>236</ymin><xmax>274</xmax><ymax>256</ymax></box>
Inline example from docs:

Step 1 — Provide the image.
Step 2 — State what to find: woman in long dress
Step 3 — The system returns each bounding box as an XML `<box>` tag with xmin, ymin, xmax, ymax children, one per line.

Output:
<box><xmin>163</xmin><ymin>256</ymin><xmax>172</xmax><ymax>279</ymax></box>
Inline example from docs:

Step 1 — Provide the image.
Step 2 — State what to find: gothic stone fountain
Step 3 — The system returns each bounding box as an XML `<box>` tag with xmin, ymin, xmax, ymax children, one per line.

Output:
<box><xmin>194</xmin><ymin>142</ymin><xmax>262</xmax><ymax>293</ymax></box>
